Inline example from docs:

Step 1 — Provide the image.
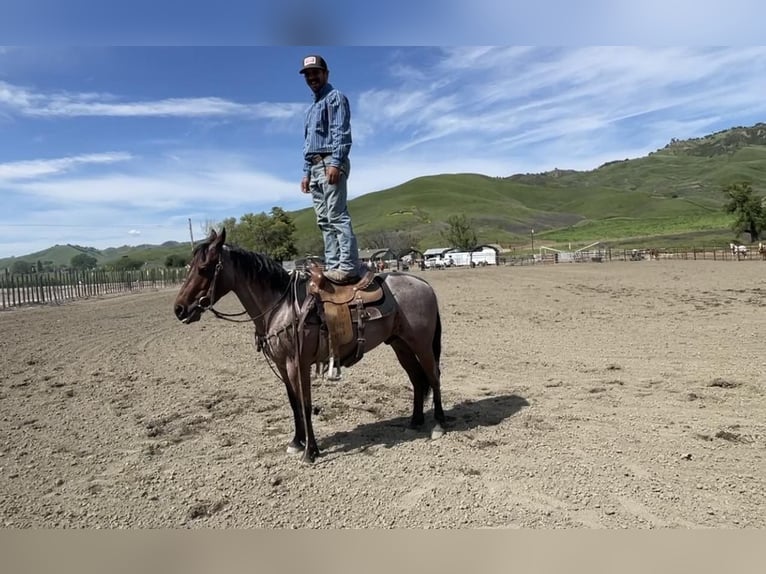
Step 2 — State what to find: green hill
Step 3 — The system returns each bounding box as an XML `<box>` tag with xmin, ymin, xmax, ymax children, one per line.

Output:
<box><xmin>0</xmin><ymin>241</ymin><xmax>192</xmax><ymax>270</ymax></box>
<box><xmin>3</xmin><ymin>121</ymin><xmax>766</xmax><ymax>268</ymax></box>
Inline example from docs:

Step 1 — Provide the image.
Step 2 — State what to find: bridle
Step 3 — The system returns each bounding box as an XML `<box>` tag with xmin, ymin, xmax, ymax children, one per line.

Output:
<box><xmin>197</xmin><ymin>259</ymin><xmax>224</xmax><ymax>312</ymax></box>
<box><xmin>193</xmin><ymin>252</ymin><xmax>302</xmax><ymax>325</ymax></box>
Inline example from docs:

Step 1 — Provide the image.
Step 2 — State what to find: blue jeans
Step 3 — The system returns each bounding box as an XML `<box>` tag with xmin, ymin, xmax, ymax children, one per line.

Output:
<box><xmin>309</xmin><ymin>158</ymin><xmax>359</xmax><ymax>273</ymax></box>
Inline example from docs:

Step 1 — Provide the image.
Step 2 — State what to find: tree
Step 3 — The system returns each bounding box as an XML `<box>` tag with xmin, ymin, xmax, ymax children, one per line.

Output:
<box><xmin>295</xmin><ymin>234</ymin><xmax>325</xmax><ymax>258</ymax></box>
<box><xmin>441</xmin><ymin>214</ymin><xmax>477</xmax><ymax>251</ymax></box>
<box><xmin>359</xmin><ymin>229</ymin><xmax>421</xmax><ymax>258</ymax></box>
<box><xmin>723</xmin><ymin>182</ymin><xmax>763</xmax><ymax>242</ymax></box>
<box><xmin>70</xmin><ymin>253</ymin><xmax>98</xmax><ymax>270</ymax></box>
<box><xmin>225</xmin><ymin>207</ymin><xmax>298</xmax><ymax>263</ymax></box>
<box><xmin>164</xmin><ymin>254</ymin><xmax>189</xmax><ymax>268</ymax></box>
<box><xmin>11</xmin><ymin>260</ymin><xmax>33</xmax><ymax>274</ymax></box>
<box><xmin>111</xmin><ymin>256</ymin><xmax>144</xmax><ymax>271</ymax></box>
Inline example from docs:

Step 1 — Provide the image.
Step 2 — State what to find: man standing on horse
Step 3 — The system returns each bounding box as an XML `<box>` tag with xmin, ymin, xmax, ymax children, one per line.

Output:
<box><xmin>299</xmin><ymin>54</ymin><xmax>361</xmax><ymax>284</ymax></box>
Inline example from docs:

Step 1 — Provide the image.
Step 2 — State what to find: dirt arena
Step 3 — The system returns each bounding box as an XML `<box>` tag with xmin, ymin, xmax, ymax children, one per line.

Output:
<box><xmin>1</xmin><ymin>260</ymin><xmax>764</xmax><ymax>528</ymax></box>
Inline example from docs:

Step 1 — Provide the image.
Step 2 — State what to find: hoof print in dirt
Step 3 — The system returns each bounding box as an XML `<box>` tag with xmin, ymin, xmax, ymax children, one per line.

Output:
<box><xmin>186</xmin><ymin>499</ymin><xmax>229</xmax><ymax>521</ymax></box>
<box><xmin>708</xmin><ymin>378</ymin><xmax>741</xmax><ymax>389</ymax></box>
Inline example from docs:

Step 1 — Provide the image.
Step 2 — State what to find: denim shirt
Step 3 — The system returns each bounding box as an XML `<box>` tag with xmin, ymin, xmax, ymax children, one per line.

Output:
<box><xmin>303</xmin><ymin>83</ymin><xmax>352</xmax><ymax>176</ymax></box>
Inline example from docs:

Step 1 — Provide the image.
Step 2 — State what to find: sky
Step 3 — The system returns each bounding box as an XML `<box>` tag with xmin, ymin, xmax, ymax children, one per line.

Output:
<box><xmin>2</xmin><ymin>44</ymin><xmax>766</xmax><ymax>258</ymax></box>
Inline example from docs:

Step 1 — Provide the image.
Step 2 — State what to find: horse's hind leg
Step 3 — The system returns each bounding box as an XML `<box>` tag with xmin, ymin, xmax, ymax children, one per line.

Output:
<box><xmin>400</xmin><ymin>337</ymin><xmax>446</xmax><ymax>439</ymax></box>
<box><xmin>389</xmin><ymin>339</ymin><xmax>428</xmax><ymax>428</ymax></box>
<box><xmin>417</xmin><ymin>350</ymin><xmax>446</xmax><ymax>439</ymax></box>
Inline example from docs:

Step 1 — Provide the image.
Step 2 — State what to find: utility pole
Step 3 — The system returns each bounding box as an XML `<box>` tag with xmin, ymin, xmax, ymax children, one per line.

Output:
<box><xmin>531</xmin><ymin>229</ymin><xmax>535</xmax><ymax>253</ymax></box>
<box><xmin>188</xmin><ymin>218</ymin><xmax>195</xmax><ymax>252</ymax></box>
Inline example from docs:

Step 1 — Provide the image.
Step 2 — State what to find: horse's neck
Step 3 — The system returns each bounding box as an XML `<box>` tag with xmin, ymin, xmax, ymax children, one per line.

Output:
<box><xmin>229</xmin><ymin>280</ymin><xmax>277</xmax><ymax>325</ymax></box>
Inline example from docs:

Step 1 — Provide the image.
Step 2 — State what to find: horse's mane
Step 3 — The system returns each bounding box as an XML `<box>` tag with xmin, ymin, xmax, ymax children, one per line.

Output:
<box><xmin>194</xmin><ymin>239</ymin><xmax>292</xmax><ymax>292</ymax></box>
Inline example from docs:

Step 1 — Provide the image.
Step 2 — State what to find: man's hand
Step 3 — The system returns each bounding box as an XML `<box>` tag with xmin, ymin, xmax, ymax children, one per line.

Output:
<box><xmin>326</xmin><ymin>166</ymin><xmax>341</xmax><ymax>185</ymax></box>
<box><xmin>301</xmin><ymin>176</ymin><xmax>310</xmax><ymax>194</ymax></box>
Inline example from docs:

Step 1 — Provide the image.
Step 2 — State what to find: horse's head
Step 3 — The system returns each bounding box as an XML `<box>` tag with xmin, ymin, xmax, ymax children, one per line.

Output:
<box><xmin>174</xmin><ymin>227</ymin><xmax>229</xmax><ymax>324</ymax></box>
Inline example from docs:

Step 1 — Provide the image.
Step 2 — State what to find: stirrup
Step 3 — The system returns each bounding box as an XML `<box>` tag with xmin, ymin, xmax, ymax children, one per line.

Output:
<box><xmin>326</xmin><ymin>356</ymin><xmax>342</xmax><ymax>381</ymax></box>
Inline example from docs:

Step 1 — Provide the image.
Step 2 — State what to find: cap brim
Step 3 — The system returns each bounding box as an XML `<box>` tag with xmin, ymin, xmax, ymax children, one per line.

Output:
<box><xmin>300</xmin><ymin>65</ymin><xmax>325</xmax><ymax>74</ymax></box>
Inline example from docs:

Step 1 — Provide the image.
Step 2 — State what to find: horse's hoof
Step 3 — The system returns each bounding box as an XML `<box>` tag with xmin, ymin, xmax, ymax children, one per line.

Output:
<box><xmin>430</xmin><ymin>425</ymin><xmax>445</xmax><ymax>440</ymax></box>
<box><xmin>286</xmin><ymin>442</ymin><xmax>304</xmax><ymax>455</ymax></box>
<box><xmin>301</xmin><ymin>452</ymin><xmax>316</xmax><ymax>464</ymax></box>
<box><xmin>409</xmin><ymin>416</ymin><xmax>425</xmax><ymax>429</ymax></box>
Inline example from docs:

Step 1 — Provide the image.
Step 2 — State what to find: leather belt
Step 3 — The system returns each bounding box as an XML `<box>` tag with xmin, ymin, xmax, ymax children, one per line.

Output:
<box><xmin>310</xmin><ymin>153</ymin><xmax>331</xmax><ymax>165</ymax></box>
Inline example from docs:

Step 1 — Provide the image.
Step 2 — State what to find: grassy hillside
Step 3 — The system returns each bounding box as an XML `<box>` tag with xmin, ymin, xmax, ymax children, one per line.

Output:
<box><xmin>4</xmin><ymin>122</ymin><xmax>766</xmax><ymax>267</ymax></box>
<box><xmin>0</xmin><ymin>241</ymin><xmax>193</xmax><ymax>270</ymax></box>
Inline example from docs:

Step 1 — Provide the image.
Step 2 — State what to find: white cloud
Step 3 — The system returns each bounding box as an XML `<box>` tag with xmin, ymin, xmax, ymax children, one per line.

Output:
<box><xmin>355</xmin><ymin>47</ymin><xmax>766</xmax><ymax>162</ymax></box>
<box><xmin>0</xmin><ymin>81</ymin><xmax>304</xmax><ymax>119</ymax></box>
<box><xmin>6</xmin><ymin>163</ymin><xmax>298</xmax><ymax>211</ymax></box>
<box><xmin>0</xmin><ymin>152</ymin><xmax>133</xmax><ymax>181</ymax></box>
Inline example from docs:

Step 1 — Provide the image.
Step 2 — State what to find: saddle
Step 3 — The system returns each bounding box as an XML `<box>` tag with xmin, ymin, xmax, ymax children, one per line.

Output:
<box><xmin>307</xmin><ymin>263</ymin><xmax>392</xmax><ymax>371</ymax></box>
<box><xmin>308</xmin><ymin>265</ymin><xmax>381</xmax><ymax>304</ymax></box>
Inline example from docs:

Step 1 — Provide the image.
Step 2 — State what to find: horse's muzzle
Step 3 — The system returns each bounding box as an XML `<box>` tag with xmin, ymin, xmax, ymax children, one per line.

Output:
<box><xmin>174</xmin><ymin>303</ymin><xmax>202</xmax><ymax>324</ymax></box>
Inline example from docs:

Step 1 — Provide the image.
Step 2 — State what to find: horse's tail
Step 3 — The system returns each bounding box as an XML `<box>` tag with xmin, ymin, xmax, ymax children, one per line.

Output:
<box><xmin>432</xmin><ymin>310</ymin><xmax>442</xmax><ymax>365</ymax></box>
<box><xmin>421</xmin><ymin>309</ymin><xmax>442</xmax><ymax>401</ymax></box>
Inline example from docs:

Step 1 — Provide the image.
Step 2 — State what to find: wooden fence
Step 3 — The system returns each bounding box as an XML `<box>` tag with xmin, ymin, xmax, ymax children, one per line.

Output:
<box><xmin>506</xmin><ymin>247</ymin><xmax>766</xmax><ymax>266</ymax></box>
<box><xmin>3</xmin><ymin>247</ymin><xmax>763</xmax><ymax>309</ymax></box>
<box><xmin>590</xmin><ymin>248</ymin><xmax>765</xmax><ymax>263</ymax></box>
<box><xmin>0</xmin><ymin>267</ymin><xmax>187</xmax><ymax>310</ymax></box>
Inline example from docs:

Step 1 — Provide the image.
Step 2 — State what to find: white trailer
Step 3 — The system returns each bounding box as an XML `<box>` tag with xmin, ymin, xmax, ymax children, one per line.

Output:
<box><xmin>445</xmin><ymin>247</ymin><xmax>497</xmax><ymax>267</ymax></box>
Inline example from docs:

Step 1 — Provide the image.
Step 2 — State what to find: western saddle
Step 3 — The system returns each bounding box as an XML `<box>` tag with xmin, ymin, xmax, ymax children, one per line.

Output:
<box><xmin>307</xmin><ymin>263</ymin><xmax>392</xmax><ymax>377</ymax></box>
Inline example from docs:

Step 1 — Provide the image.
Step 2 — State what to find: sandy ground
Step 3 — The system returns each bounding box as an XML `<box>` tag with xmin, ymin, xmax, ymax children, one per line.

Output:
<box><xmin>1</xmin><ymin>260</ymin><xmax>764</xmax><ymax>528</ymax></box>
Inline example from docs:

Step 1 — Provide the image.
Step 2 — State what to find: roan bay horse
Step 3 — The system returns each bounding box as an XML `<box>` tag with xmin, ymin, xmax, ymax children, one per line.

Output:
<box><xmin>173</xmin><ymin>228</ymin><xmax>445</xmax><ymax>463</ymax></box>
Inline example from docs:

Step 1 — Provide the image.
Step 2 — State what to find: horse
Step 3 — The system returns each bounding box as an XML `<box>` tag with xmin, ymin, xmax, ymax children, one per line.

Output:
<box><xmin>759</xmin><ymin>242</ymin><xmax>766</xmax><ymax>261</ymax></box>
<box><xmin>173</xmin><ymin>228</ymin><xmax>446</xmax><ymax>463</ymax></box>
<box><xmin>730</xmin><ymin>242</ymin><xmax>748</xmax><ymax>261</ymax></box>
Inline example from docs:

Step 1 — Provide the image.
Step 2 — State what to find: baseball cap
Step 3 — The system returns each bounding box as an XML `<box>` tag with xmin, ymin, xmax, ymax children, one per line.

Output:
<box><xmin>299</xmin><ymin>55</ymin><xmax>328</xmax><ymax>74</ymax></box>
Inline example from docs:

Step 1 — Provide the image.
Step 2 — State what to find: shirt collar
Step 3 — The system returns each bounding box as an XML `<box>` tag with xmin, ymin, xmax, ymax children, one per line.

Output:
<box><xmin>314</xmin><ymin>82</ymin><xmax>333</xmax><ymax>102</ymax></box>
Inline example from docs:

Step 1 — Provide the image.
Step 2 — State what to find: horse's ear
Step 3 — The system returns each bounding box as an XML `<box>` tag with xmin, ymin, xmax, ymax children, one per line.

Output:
<box><xmin>210</xmin><ymin>227</ymin><xmax>226</xmax><ymax>252</ymax></box>
<box><xmin>207</xmin><ymin>228</ymin><xmax>218</xmax><ymax>242</ymax></box>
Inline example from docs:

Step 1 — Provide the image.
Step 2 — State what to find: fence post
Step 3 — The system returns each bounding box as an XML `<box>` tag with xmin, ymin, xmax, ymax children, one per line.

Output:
<box><xmin>25</xmin><ymin>274</ymin><xmax>32</xmax><ymax>305</ymax></box>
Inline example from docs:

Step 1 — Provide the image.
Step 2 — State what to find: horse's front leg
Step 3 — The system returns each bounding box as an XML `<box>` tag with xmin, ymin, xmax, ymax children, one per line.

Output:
<box><xmin>289</xmin><ymin>361</ymin><xmax>319</xmax><ymax>463</ymax></box>
<box><xmin>279</xmin><ymin>365</ymin><xmax>305</xmax><ymax>455</ymax></box>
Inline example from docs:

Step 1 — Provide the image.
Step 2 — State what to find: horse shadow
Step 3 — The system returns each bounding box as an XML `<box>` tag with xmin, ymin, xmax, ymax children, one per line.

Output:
<box><xmin>317</xmin><ymin>393</ymin><xmax>529</xmax><ymax>457</ymax></box>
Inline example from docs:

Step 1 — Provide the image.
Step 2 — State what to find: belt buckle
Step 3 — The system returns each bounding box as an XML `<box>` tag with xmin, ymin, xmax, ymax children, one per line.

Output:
<box><xmin>312</xmin><ymin>154</ymin><xmax>326</xmax><ymax>165</ymax></box>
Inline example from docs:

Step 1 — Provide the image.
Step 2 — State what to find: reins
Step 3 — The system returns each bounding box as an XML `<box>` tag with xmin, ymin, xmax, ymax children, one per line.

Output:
<box><xmin>196</xmin><ymin>254</ymin><xmax>314</xmax><ymax>386</ymax></box>
<box><xmin>198</xmin><ymin>256</ymin><xmax>299</xmax><ymax>324</ymax></box>
<box><xmin>195</xmin><ymin>249</ymin><xmax>318</xmax><ymax>458</ymax></box>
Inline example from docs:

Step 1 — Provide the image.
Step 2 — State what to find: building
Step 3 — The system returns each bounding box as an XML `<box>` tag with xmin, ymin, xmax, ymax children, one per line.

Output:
<box><xmin>358</xmin><ymin>248</ymin><xmax>395</xmax><ymax>264</ymax></box>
